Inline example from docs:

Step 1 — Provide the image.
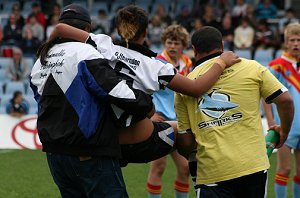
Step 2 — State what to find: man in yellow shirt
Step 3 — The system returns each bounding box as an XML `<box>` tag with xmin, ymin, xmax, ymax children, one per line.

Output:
<box><xmin>174</xmin><ymin>26</ymin><xmax>294</xmax><ymax>198</ymax></box>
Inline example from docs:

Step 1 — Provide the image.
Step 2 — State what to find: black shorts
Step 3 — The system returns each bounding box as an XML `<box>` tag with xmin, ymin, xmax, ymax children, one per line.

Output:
<box><xmin>195</xmin><ymin>170</ymin><xmax>268</xmax><ymax>198</ymax></box>
<box><xmin>119</xmin><ymin>122</ymin><xmax>175</xmax><ymax>167</ymax></box>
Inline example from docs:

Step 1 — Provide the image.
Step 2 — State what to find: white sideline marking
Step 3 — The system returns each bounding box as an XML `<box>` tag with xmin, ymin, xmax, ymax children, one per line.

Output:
<box><xmin>0</xmin><ymin>149</ymin><xmax>14</xmax><ymax>154</ymax></box>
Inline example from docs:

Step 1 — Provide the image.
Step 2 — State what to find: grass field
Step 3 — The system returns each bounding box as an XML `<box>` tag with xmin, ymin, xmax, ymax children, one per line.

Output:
<box><xmin>0</xmin><ymin>149</ymin><xmax>294</xmax><ymax>198</ymax></box>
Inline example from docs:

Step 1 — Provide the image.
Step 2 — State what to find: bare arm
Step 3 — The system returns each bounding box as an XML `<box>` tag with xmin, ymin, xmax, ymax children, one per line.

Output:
<box><xmin>262</xmin><ymin>99</ymin><xmax>275</xmax><ymax>127</ymax></box>
<box><xmin>271</xmin><ymin>91</ymin><xmax>294</xmax><ymax>148</ymax></box>
<box><xmin>168</xmin><ymin>51</ymin><xmax>241</xmax><ymax>97</ymax></box>
<box><xmin>49</xmin><ymin>23</ymin><xmax>89</xmax><ymax>42</ymax></box>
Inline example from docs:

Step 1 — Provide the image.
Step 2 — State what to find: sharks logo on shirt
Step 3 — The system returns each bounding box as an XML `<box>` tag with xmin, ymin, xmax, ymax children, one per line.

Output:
<box><xmin>198</xmin><ymin>88</ymin><xmax>239</xmax><ymax>118</ymax></box>
<box><xmin>198</xmin><ymin>88</ymin><xmax>242</xmax><ymax>129</ymax></box>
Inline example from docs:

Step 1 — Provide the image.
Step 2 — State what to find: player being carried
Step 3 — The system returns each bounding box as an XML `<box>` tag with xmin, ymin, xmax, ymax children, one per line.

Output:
<box><xmin>44</xmin><ymin>5</ymin><xmax>240</xmax><ymax>165</ymax></box>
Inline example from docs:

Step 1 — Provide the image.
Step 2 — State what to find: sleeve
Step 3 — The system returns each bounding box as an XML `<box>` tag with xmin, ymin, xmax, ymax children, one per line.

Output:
<box><xmin>84</xmin><ymin>58</ymin><xmax>153</xmax><ymax>118</ymax></box>
<box><xmin>259</xmin><ymin>65</ymin><xmax>287</xmax><ymax>103</ymax></box>
<box><xmin>174</xmin><ymin>92</ymin><xmax>191</xmax><ymax>131</ymax></box>
<box><xmin>87</xmin><ymin>33</ymin><xmax>116</xmax><ymax>61</ymax></box>
<box><xmin>156</xmin><ymin>60</ymin><xmax>177</xmax><ymax>89</ymax></box>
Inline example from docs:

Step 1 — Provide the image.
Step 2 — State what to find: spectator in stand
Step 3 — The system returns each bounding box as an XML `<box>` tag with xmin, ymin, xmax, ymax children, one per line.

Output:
<box><xmin>216</xmin><ymin>0</ymin><xmax>233</xmax><ymax>20</ymax></box>
<box><xmin>245</xmin><ymin>5</ymin><xmax>257</xmax><ymax>29</ymax></box>
<box><xmin>255</xmin><ymin>0</ymin><xmax>277</xmax><ymax>20</ymax></box>
<box><xmin>3</xmin><ymin>13</ymin><xmax>23</xmax><ymax>46</ymax></box>
<box><xmin>11</xmin><ymin>3</ymin><xmax>25</xmax><ymax>28</ymax></box>
<box><xmin>201</xmin><ymin>4</ymin><xmax>221</xmax><ymax>30</ymax></box>
<box><xmin>190</xmin><ymin>18</ymin><xmax>203</xmax><ymax>39</ymax></box>
<box><xmin>278</xmin><ymin>8</ymin><xmax>299</xmax><ymax>42</ymax></box>
<box><xmin>46</xmin><ymin>15</ymin><xmax>59</xmax><ymax>39</ymax></box>
<box><xmin>154</xmin><ymin>4</ymin><xmax>172</xmax><ymax>27</ymax></box>
<box><xmin>6</xmin><ymin>91</ymin><xmax>29</xmax><ymax>118</ymax></box>
<box><xmin>175</xmin><ymin>5</ymin><xmax>193</xmax><ymax>32</ymax></box>
<box><xmin>22</xmin><ymin>14</ymin><xmax>44</xmax><ymax>42</ymax></box>
<box><xmin>232</xmin><ymin>0</ymin><xmax>248</xmax><ymax>18</ymax></box>
<box><xmin>234</xmin><ymin>17</ymin><xmax>255</xmax><ymax>50</ymax></box>
<box><xmin>27</xmin><ymin>2</ymin><xmax>46</xmax><ymax>29</ymax></box>
<box><xmin>148</xmin><ymin>15</ymin><xmax>165</xmax><ymax>50</ymax></box>
<box><xmin>6</xmin><ymin>47</ymin><xmax>30</xmax><ymax>82</ymax></box>
<box><xmin>231</xmin><ymin>0</ymin><xmax>248</xmax><ymax>28</ymax></box>
<box><xmin>93</xmin><ymin>9</ymin><xmax>110</xmax><ymax>35</ymax></box>
<box><xmin>147</xmin><ymin>24</ymin><xmax>192</xmax><ymax>198</ymax></box>
<box><xmin>46</xmin><ymin>2</ymin><xmax>61</xmax><ymax>27</ymax></box>
<box><xmin>251</xmin><ymin>19</ymin><xmax>280</xmax><ymax>59</ymax></box>
<box><xmin>220</xmin><ymin>12</ymin><xmax>234</xmax><ymax>51</ymax></box>
<box><xmin>20</xmin><ymin>28</ymin><xmax>41</xmax><ymax>59</ymax></box>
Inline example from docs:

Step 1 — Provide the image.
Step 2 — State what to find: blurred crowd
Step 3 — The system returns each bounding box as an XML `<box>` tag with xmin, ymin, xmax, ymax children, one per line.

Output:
<box><xmin>0</xmin><ymin>0</ymin><xmax>298</xmax><ymax>115</ymax></box>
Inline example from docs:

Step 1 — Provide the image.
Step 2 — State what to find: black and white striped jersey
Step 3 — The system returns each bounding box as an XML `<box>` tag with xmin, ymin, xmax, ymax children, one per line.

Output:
<box><xmin>87</xmin><ymin>33</ymin><xmax>177</xmax><ymax>94</ymax></box>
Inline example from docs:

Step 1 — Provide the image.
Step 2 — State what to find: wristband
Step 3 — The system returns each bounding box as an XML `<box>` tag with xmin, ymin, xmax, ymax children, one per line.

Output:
<box><xmin>214</xmin><ymin>58</ymin><xmax>226</xmax><ymax>70</ymax></box>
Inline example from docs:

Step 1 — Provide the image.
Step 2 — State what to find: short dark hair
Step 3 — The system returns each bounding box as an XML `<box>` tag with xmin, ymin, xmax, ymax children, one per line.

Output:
<box><xmin>191</xmin><ymin>26</ymin><xmax>222</xmax><ymax>53</ymax></box>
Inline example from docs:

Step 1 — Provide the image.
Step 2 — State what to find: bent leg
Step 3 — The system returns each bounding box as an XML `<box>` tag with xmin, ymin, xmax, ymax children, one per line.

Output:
<box><xmin>120</xmin><ymin>122</ymin><xmax>175</xmax><ymax>166</ymax></box>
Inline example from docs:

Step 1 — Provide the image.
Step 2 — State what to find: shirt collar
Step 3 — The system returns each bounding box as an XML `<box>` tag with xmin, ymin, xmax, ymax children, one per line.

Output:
<box><xmin>114</xmin><ymin>41</ymin><xmax>157</xmax><ymax>58</ymax></box>
<box><xmin>194</xmin><ymin>52</ymin><xmax>223</xmax><ymax>68</ymax></box>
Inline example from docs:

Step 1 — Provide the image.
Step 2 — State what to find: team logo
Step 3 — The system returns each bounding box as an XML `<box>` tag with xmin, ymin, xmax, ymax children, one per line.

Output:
<box><xmin>198</xmin><ymin>88</ymin><xmax>239</xmax><ymax>119</ymax></box>
<box><xmin>11</xmin><ymin>116</ymin><xmax>41</xmax><ymax>149</ymax></box>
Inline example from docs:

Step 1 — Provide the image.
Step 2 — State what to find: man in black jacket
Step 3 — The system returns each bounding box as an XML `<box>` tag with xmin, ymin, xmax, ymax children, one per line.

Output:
<box><xmin>30</xmin><ymin>4</ymin><xmax>153</xmax><ymax>197</ymax></box>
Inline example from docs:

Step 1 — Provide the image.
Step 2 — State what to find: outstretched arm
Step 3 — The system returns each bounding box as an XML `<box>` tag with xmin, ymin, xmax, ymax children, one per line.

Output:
<box><xmin>49</xmin><ymin>23</ymin><xmax>89</xmax><ymax>42</ymax></box>
<box><xmin>168</xmin><ymin>51</ymin><xmax>241</xmax><ymax>97</ymax></box>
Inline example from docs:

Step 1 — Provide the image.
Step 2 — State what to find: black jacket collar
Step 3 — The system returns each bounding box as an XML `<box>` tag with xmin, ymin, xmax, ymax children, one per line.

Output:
<box><xmin>114</xmin><ymin>41</ymin><xmax>157</xmax><ymax>58</ymax></box>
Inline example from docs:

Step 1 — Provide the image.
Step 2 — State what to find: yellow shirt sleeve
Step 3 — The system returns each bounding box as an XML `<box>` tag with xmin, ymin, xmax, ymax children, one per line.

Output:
<box><xmin>259</xmin><ymin>66</ymin><xmax>285</xmax><ymax>100</ymax></box>
<box><xmin>174</xmin><ymin>92</ymin><xmax>190</xmax><ymax>131</ymax></box>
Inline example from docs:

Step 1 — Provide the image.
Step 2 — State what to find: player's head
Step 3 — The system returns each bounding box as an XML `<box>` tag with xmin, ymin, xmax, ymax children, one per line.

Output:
<box><xmin>37</xmin><ymin>4</ymin><xmax>91</xmax><ymax>64</ymax></box>
<box><xmin>191</xmin><ymin>26</ymin><xmax>223</xmax><ymax>58</ymax></box>
<box><xmin>161</xmin><ymin>24</ymin><xmax>189</xmax><ymax>59</ymax></box>
<box><xmin>116</xmin><ymin>5</ymin><xmax>148</xmax><ymax>47</ymax></box>
<box><xmin>284</xmin><ymin>23</ymin><xmax>300</xmax><ymax>58</ymax></box>
<box><xmin>59</xmin><ymin>3</ymin><xmax>91</xmax><ymax>32</ymax></box>
<box><xmin>161</xmin><ymin>24</ymin><xmax>189</xmax><ymax>48</ymax></box>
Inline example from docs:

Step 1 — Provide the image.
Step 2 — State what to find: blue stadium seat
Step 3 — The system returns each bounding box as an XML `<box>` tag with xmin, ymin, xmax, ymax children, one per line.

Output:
<box><xmin>91</xmin><ymin>2</ymin><xmax>109</xmax><ymax>16</ymax></box>
<box><xmin>5</xmin><ymin>81</ymin><xmax>25</xmax><ymax>95</ymax></box>
<box><xmin>0</xmin><ymin>57</ymin><xmax>13</xmax><ymax>70</ymax></box>
<box><xmin>24</xmin><ymin>95</ymin><xmax>37</xmax><ymax>114</ymax></box>
<box><xmin>275</xmin><ymin>49</ymin><xmax>283</xmax><ymax>58</ymax></box>
<box><xmin>0</xmin><ymin>94</ymin><xmax>11</xmax><ymax>114</ymax></box>
<box><xmin>254</xmin><ymin>49</ymin><xmax>273</xmax><ymax>67</ymax></box>
<box><xmin>234</xmin><ymin>49</ymin><xmax>251</xmax><ymax>59</ymax></box>
<box><xmin>0</xmin><ymin>69</ymin><xmax>7</xmax><ymax>83</ymax></box>
<box><xmin>24</xmin><ymin>57</ymin><xmax>34</xmax><ymax>69</ymax></box>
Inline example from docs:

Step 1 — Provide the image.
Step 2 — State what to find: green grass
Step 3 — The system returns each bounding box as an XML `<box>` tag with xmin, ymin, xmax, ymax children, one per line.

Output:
<box><xmin>0</xmin><ymin>149</ymin><xmax>294</xmax><ymax>197</ymax></box>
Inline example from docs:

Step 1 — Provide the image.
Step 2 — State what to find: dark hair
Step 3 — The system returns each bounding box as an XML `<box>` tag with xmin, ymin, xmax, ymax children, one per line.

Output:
<box><xmin>191</xmin><ymin>26</ymin><xmax>222</xmax><ymax>53</ymax></box>
<box><xmin>13</xmin><ymin>91</ymin><xmax>22</xmax><ymax>100</ymax></box>
<box><xmin>116</xmin><ymin>5</ymin><xmax>148</xmax><ymax>47</ymax></box>
<box><xmin>37</xmin><ymin>18</ymin><xmax>91</xmax><ymax>65</ymax></box>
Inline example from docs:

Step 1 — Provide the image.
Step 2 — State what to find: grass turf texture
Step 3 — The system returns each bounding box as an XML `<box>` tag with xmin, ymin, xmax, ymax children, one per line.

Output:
<box><xmin>0</xmin><ymin>149</ymin><xmax>294</xmax><ymax>198</ymax></box>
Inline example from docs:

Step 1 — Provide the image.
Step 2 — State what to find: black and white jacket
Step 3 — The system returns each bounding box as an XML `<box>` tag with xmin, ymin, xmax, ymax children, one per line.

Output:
<box><xmin>30</xmin><ymin>40</ymin><xmax>153</xmax><ymax>157</ymax></box>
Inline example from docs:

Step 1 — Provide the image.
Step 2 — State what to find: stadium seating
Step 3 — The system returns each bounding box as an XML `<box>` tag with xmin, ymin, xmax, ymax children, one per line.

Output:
<box><xmin>0</xmin><ymin>94</ymin><xmax>11</xmax><ymax>114</ymax></box>
<box><xmin>254</xmin><ymin>49</ymin><xmax>273</xmax><ymax>67</ymax></box>
<box><xmin>5</xmin><ymin>81</ymin><xmax>26</xmax><ymax>95</ymax></box>
<box><xmin>234</xmin><ymin>49</ymin><xmax>251</xmax><ymax>59</ymax></box>
<box><xmin>0</xmin><ymin>57</ymin><xmax>12</xmax><ymax>70</ymax></box>
<box><xmin>24</xmin><ymin>94</ymin><xmax>37</xmax><ymax>114</ymax></box>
